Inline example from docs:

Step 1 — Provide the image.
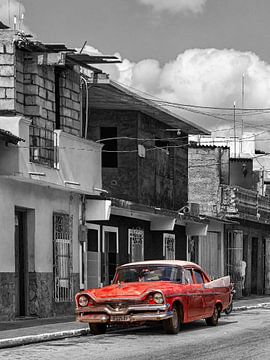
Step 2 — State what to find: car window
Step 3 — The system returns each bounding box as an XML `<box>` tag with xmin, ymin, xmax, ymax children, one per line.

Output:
<box><xmin>114</xmin><ymin>265</ymin><xmax>182</xmax><ymax>283</ymax></box>
<box><xmin>194</xmin><ymin>270</ymin><xmax>204</xmax><ymax>284</ymax></box>
<box><xmin>184</xmin><ymin>269</ymin><xmax>193</xmax><ymax>284</ymax></box>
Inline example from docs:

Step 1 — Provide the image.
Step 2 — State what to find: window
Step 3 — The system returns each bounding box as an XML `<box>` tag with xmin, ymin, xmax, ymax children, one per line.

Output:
<box><xmin>29</xmin><ymin>124</ymin><xmax>57</xmax><ymax>167</ymax></box>
<box><xmin>128</xmin><ymin>228</ymin><xmax>144</xmax><ymax>262</ymax></box>
<box><xmin>53</xmin><ymin>213</ymin><xmax>73</xmax><ymax>302</ymax></box>
<box><xmin>194</xmin><ymin>270</ymin><xmax>204</xmax><ymax>284</ymax></box>
<box><xmin>163</xmin><ymin>233</ymin><xmax>175</xmax><ymax>260</ymax></box>
<box><xmin>184</xmin><ymin>269</ymin><xmax>193</xmax><ymax>284</ymax></box>
<box><xmin>114</xmin><ymin>265</ymin><xmax>183</xmax><ymax>283</ymax></box>
<box><xmin>100</xmin><ymin>127</ymin><xmax>118</xmax><ymax>167</ymax></box>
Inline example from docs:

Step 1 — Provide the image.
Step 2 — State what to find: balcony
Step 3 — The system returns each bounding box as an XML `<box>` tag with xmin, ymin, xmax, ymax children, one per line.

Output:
<box><xmin>219</xmin><ymin>184</ymin><xmax>270</xmax><ymax>224</ymax></box>
<box><xmin>0</xmin><ymin>115</ymin><xmax>103</xmax><ymax>196</ymax></box>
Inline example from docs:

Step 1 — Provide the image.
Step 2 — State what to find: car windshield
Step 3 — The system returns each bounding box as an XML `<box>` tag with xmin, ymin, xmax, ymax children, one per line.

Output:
<box><xmin>113</xmin><ymin>265</ymin><xmax>183</xmax><ymax>284</ymax></box>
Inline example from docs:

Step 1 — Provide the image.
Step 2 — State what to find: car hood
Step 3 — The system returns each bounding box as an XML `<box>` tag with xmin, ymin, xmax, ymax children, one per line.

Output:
<box><xmin>85</xmin><ymin>282</ymin><xmax>175</xmax><ymax>301</ymax></box>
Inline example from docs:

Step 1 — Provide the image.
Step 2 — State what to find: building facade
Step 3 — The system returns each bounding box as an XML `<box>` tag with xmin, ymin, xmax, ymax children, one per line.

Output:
<box><xmin>0</xmin><ymin>28</ymin><xmax>110</xmax><ymax>320</ymax></box>
<box><xmin>189</xmin><ymin>143</ymin><xmax>270</xmax><ymax>297</ymax></box>
<box><xmin>79</xmin><ymin>80</ymin><xmax>210</xmax><ymax>288</ymax></box>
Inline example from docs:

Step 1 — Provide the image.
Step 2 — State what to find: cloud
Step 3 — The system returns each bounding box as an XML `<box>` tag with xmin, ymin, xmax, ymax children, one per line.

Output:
<box><xmin>82</xmin><ymin>44</ymin><xmax>270</xmax><ymax>141</ymax></box>
<box><xmin>137</xmin><ymin>0</ymin><xmax>208</xmax><ymax>14</ymax></box>
<box><xmin>0</xmin><ymin>0</ymin><xmax>31</xmax><ymax>33</ymax></box>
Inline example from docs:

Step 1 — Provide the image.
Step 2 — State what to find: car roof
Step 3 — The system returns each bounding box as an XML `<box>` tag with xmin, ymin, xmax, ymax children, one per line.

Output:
<box><xmin>117</xmin><ymin>260</ymin><xmax>202</xmax><ymax>269</ymax></box>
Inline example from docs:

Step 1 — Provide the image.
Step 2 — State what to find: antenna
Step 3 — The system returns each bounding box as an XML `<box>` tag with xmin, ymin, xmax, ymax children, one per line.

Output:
<box><xmin>241</xmin><ymin>73</ymin><xmax>245</xmax><ymax>153</ymax></box>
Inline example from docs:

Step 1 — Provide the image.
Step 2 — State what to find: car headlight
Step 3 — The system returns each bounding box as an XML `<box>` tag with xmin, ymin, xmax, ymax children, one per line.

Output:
<box><xmin>153</xmin><ymin>292</ymin><xmax>164</xmax><ymax>304</ymax></box>
<box><xmin>78</xmin><ymin>295</ymin><xmax>89</xmax><ymax>307</ymax></box>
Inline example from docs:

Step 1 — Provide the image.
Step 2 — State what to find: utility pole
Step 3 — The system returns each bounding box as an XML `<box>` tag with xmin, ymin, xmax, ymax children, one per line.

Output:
<box><xmin>233</xmin><ymin>101</ymin><xmax>236</xmax><ymax>157</ymax></box>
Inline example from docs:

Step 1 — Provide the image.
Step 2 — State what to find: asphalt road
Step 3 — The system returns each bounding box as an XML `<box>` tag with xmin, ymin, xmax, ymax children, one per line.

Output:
<box><xmin>1</xmin><ymin>308</ymin><xmax>270</xmax><ymax>360</ymax></box>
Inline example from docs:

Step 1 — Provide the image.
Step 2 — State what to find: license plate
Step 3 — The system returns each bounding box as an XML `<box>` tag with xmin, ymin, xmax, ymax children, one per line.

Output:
<box><xmin>110</xmin><ymin>315</ymin><xmax>130</xmax><ymax>322</ymax></box>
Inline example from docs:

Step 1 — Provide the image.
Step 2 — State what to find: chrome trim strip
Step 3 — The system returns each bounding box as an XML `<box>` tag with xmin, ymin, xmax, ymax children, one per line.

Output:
<box><xmin>76</xmin><ymin>303</ymin><xmax>169</xmax><ymax>315</ymax></box>
<box><xmin>166</xmin><ymin>292</ymin><xmax>220</xmax><ymax>298</ymax></box>
<box><xmin>77</xmin><ymin>311</ymin><xmax>173</xmax><ymax>324</ymax></box>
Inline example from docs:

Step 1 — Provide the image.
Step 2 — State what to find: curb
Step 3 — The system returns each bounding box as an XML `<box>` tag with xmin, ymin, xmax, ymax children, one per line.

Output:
<box><xmin>233</xmin><ymin>302</ymin><xmax>270</xmax><ymax>312</ymax></box>
<box><xmin>0</xmin><ymin>328</ymin><xmax>89</xmax><ymax>350</ymax></box>
<box><xmin>0</xmin><ymin>303</ymin><xmax>269</xmax><ymax>349</ymax></box>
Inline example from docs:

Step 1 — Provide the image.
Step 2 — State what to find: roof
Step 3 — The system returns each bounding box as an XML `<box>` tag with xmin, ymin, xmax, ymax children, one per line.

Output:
<box><xmin>89</xmin><ymin>81</ymin><xmax>209</xmax><ymax>135</ymax></box>
<box><xmin>15</xmin><ymin>37</ymin><xmax>121</xmax><ymax>71</ymax></box>
<box><xmin>0</xmin><ymin>129</ymin><xmax>24</xmax><ymax>144</ymax></box>
<box><xmin>118</xmin><ymin>260</ymin><xmax>201</xmax><ymax>268</ymax></box>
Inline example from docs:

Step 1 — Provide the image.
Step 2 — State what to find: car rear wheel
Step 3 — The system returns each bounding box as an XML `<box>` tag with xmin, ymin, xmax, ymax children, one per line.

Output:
<box><xmin>163</xmin><ymin>304</ymin><xmax>182</xmax><ymax>334</ymax></box>
<box><xmin>89</xmin><ymin>323</ymin><xmax>107</xmax><ymax>335</ymax></box>
<box><xmin>205</xmin><ymin>305</ymin><xmax>219</xmax><ymax>326</ymax></box>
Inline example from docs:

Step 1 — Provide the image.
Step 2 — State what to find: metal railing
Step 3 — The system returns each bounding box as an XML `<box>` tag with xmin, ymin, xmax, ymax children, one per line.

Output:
<box><xmin>29</xmin><ymin>125</ymin><xmax>58</xmax><ymax>168</ymax></box>
<box><xmin>220</xmin><ymin>184</ymin><xmax>270</xmax><ymax>223</ymax></box>
<box><xmin>53</xmin><ymin>213</ymin><xmax>73</xmax><ymax>302</ymax></box>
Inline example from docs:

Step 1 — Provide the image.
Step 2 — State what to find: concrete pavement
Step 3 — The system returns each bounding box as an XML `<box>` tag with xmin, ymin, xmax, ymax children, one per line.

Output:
<box><xmin>0</xmin><ymin>295</ymin><xmax>269</xmax><ymax>349</ymax></box>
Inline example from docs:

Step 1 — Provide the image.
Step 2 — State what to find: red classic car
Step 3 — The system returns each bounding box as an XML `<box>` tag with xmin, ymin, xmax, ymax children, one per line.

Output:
<box><xmin>75</xmin><ymin>260</ymin><xmax>232</xmax><ymax>335</ymax></box>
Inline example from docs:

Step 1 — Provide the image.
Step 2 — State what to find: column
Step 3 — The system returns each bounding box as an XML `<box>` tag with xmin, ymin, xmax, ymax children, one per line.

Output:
<box><xmin>265</xmin><ymin>238</ymin><xmax>270</xmax><ymax>295</ymax></box>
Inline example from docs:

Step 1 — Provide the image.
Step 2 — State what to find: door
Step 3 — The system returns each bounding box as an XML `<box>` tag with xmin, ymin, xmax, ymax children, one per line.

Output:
<box><xmin>15</xmin><ymin>209</ymin><xmax>28</xmax><ymax>317</ymax></box>
<box><xmin>251</xmin><ymin>237</ymin><xmax>258</xmax><ymax>294</ymax></box>
<box><xmin>200</xmin><ymin>232</ymin><xmax>221</xmax><ymax>279</ymax></box>
<box><xmin>102</xmin><ymin>226</ymin><xmax>119</xmax><ymax>286</ymax></box>
<box><xmin>184</xmin><ymin>268</ymin><xmax>204</xmax><ymax>320</ymax></box>
<box><xmin>86</xmin><ymin>224</ymin><xmax>101</xmax><ymax>289</ymax></box>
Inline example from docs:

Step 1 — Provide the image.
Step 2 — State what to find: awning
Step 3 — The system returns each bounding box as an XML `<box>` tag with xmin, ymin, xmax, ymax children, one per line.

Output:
<box><xmin>85</xmin><ymin>199</ymin><xmax>111</xmax><ymax>221</ymax></box>
<box><xmin>186</xmin><ymin>223</ymin><xmax>208</xmax><ymax>236</ymax></box>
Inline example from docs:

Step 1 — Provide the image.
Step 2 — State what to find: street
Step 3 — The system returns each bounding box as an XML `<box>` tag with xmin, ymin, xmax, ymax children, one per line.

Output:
<box><xmin>0</xmin><ymin>308</ymin><xmax>269</xmax><ymax>360</ymax></box>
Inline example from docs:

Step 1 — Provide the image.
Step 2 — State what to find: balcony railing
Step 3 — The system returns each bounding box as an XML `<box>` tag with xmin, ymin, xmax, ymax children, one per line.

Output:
<box><xmin>219</xmin><ymin>184</ymin><xmax>270</xmax><ymax>223</ymax></box>
<box><xmin>29</xmin><ymin>125</ymin><xmax>58</xmax><ymax>168</ymax></box>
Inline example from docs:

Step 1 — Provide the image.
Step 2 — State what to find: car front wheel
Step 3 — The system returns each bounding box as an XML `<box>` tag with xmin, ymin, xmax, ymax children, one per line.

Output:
<box><xmin>205</xmin><ymin>305</ymin><xmax>219</xmax><ymax>326</ymax></box>
<box><xmin>89</xmin><ymin>323</ymin><xmax>107</xmax><ymax>335</ymax></box>
<box><xmin>163</xmin><ymin>304</ymin><xmax>182</xmax><ymax>334</ymax></box>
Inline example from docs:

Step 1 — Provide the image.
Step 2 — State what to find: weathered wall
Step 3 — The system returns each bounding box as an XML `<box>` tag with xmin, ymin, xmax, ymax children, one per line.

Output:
<box><xmin>88</xmin><ymin>109</ymin><xmax>139</xmax><ymax>202</ymax></box>
<box><xmin>0</xmin><ymin>178</ymin><xmax>80</xmax><ymax>319</ymax></box>
<box><xmin>88</xmin><ymin>109</ymin><xmax>188</xmax><ymax>210</ymax></box>
<box><xmin>188</xmin><ymin>145</ymin><xmax>230</xmax><ymax>215</ymax></box>
<box><xmin>137</xmin><ymin>113</ymin><xmax>188</xmax><ymax>210</ymax></box>
<box><xmin>0</xmin><ymin>30</ymin><xmax>81</xmax><ymax>136</ymax></box>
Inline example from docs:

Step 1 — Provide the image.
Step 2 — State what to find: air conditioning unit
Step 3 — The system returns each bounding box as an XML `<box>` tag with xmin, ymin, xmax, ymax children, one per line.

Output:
<box><xmin>188</xmin><ymin>203</ymin><xmax>200</xmax><ymax>216</ymax></box>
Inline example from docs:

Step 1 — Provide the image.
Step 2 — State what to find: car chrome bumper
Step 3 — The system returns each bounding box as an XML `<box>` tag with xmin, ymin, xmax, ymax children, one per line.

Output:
<box><xmin>76</xmin><ymin>303</ymin><xmax>173</xmax><ymax>324</ymax></box>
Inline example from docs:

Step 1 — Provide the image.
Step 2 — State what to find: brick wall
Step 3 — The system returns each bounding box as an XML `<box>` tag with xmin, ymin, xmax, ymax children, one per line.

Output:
<box><xmin>0</xmin><ymin>30</ymin><xmax>81</xmax><ymax>136</ymax></box>
<box><xmin>0</xmin><ymin>30</ymin><xmax>16</xmax><ymax>112</ymax></box>
<box><xmin>188</xmin><ymin>146</ymin><xmax>230</xmax><ymax>215</ymax></box>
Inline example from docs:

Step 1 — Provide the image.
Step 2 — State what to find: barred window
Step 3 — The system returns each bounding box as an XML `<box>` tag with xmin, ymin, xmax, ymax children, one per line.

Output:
<box><xmin>29</xmin><ymin>125</ymin><xmax>57</xmax><ymax>168</ymax></box>
<box><xmin>163</xmin><ymin>233</ymin><xmax>175</xmax><ymax>260</ymax></box>
<box><xmin>128</xmin><ymin>228</ymin><xmax>144</xmax><ymax>262</ymax></box>
<box><xmin>53</xmin><ymin>213</ymin><xmax>73</xmax><ymax>302</ymax></box>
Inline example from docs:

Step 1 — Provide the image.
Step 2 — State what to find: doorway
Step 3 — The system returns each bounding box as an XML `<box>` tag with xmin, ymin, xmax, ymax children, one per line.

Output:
<box><xmin>102</xmin><ymin>226</ymin><xmax>119</xmax><ymax>286</ymax></box>
<box><xmin>15</xmin><ymin>209</ymin><xmax>28</xmax><ymax>317</ymax></box>
<box><xmin>86</xmin><ymin>224</ymin><xmax>101</xmax><ymax>289</ymax></box>
<box><xmin>251</xmin><ymin>237</ymin><xmax>258</xmax><ymax>294</ymax></box>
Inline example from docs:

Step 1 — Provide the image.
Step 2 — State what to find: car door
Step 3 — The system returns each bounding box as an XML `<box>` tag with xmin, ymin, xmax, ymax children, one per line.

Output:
<box><xmin>183</xmin><ymin>268</ymin><xmax>204</xmax><ymax>320</ymax></box>
<box><xmin>190</xmin><ymin>269</ymin><xmax>205</xmax><ymax>319</ymax></box>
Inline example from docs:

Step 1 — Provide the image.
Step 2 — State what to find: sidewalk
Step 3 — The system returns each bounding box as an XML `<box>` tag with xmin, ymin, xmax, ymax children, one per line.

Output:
<box><xmin>0</xmin><ymin>295</ymin><xmax>269</xmax><ymax>349</ymax></box>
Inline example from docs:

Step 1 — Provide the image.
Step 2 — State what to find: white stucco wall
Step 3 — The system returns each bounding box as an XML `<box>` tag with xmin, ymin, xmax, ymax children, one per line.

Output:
<box><xmin>0</xmin><ymin>177</ymin><xmax>80</xmax><ymax>273</ymax></box>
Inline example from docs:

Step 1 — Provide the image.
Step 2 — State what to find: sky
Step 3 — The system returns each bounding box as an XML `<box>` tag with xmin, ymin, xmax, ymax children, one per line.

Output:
<box><xmin>2</xmin><ymin>0</ymin><xmax>270</xmax><ymax>148</ymax></box>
